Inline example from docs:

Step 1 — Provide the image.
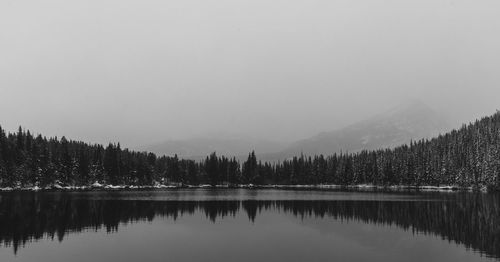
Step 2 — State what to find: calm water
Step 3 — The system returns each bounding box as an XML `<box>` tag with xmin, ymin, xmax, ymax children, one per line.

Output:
<box><xmin>0</xmin><ymin>189</ymin><xmax>499</xmax><ymax>262</ymax></box>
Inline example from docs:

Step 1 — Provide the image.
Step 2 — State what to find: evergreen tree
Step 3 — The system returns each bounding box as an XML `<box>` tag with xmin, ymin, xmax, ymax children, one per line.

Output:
<box><xmin>206</xmin><ymin>152</ymin><xmax>219</xmax><ymax>186</ymax></box>
<box><xmin>1</xmin><ymin>111</ymin><xmax>500</xmax><ymax>189</ymax></box>
<box><xmin>242</xmin><ymin>151</ymin><xmax>258</xmax><ymax>184</ymax></box>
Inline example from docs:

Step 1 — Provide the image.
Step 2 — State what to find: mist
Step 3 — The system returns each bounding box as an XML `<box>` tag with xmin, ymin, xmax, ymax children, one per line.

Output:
<box><xmin>1</xmin><ymin>0</ymin><xmax>500</xmax><ymax>148</ymax></box>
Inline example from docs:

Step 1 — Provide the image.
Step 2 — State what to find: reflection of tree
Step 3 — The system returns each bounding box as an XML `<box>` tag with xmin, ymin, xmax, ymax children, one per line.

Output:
<box><xmin>0</xmin><ymin>193</ymin><xmax>499</xmax><ymax>258</ymax></box>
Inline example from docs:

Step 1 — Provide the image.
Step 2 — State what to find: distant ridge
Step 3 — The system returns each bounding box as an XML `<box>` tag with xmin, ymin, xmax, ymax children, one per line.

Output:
<box><xmin>144</xmin><ymin>101</ymin><xmax>450</xmax><ymax>161</ymax></box>
<box><xmin>141</xmin><ymin>136</ymin><xmax>284</xmax><ymax>160</ymax></box>
<box><xmin>261</xmin><ymin>100</ymin><xmax>450</xmax><ymax>161</ymax></box>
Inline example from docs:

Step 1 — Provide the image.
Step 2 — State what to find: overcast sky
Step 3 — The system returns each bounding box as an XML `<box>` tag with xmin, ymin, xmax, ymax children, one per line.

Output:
<box><xmin>1</xmin><ymin>0</ymin><xmax>500</xmax><ymax>147</ymax></box>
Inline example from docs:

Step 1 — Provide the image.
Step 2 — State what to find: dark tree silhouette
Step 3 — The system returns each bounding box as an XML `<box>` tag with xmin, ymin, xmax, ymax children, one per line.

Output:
<box><xmin>1</xmin><ymin>193</ymin><xmax>499</xmax><ymax>258</ymax></box>
<box><xmin>0</xmin><ymin>111</ymin><xmax>499</xmax><ymax>189</ymax></box>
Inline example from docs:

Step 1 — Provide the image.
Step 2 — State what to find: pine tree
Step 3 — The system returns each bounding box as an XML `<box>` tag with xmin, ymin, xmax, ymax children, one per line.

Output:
<box><xmin>206</xmin><ymin>152</ymin><xmax>219</xmax><ymax>186</ymax></box>
<box><xmin>242</xmin><ymin>151</ymin><xmax>258</xmax><ymax>184</ymax></box>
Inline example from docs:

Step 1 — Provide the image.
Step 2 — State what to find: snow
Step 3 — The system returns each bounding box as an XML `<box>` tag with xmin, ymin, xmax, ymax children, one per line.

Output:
<box><xmin>91</xmin><ymin>181</ymin><xmax>104</xmax><ymax>188</ymax></box>
<box><xmin>0</xmin><ymin>183</ymin><xmax>479</xmax><ymax>192</ymax></box>
<box><xmin>154</xmin><ymin>184</ymin><xmax>176</xmax><ymax>189</ymax></box>
<box><xmin>104</xmin><ymin>185</ymin><xmax>125</xmax><ymax>189</ymax></box>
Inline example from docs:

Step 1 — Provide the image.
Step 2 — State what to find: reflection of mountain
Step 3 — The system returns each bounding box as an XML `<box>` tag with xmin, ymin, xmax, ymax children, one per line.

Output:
<box><xmin>0</xmin><ymin>193</ymin><xmax>499</xmax><ymax>258</ymax></box>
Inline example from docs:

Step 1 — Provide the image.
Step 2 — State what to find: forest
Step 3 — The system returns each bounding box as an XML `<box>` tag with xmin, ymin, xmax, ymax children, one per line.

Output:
<box><xmin>0</xmin><ymin>111</ymin><xmax>499</xmax><ymax>190</ymax></box>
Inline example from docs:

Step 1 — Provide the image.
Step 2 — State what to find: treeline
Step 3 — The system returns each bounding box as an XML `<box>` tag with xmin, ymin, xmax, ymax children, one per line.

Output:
<box><xmin>1</xmin><ymin>111</ymin><xmax>500</xmax><ymax>189</ymax></box>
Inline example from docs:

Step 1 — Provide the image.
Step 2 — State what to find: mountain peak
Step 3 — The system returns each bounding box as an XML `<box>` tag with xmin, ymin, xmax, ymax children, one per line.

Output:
<box><xmin>274</xmin><ymin>101</ymin><xmax>451</xmax><ymax>159</ymax></box>
<box><xmin>381</xmin><ymin>99</ymin><xmax>435</xmax><ymax>118</ymax></box>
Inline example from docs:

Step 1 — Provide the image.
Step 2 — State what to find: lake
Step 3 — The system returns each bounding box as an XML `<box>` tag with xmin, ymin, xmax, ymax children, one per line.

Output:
<box><xmin>0</xmin><ymin>189</ymin><xmax>499</xmax><ymax>262</ymax></box>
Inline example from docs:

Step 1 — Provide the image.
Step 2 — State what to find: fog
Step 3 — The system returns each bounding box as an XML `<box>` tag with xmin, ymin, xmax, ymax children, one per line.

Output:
<box><xmin>1</xmin><ymin>0</ymin><xmax>499</xmax><ymax>148</ymax></box>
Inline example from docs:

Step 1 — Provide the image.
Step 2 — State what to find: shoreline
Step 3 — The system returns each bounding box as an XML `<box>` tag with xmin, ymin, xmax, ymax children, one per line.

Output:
<box><xmin>0</xmin><ymin>183</ymin><xmax>486</xmax><ymax>193</ymax></box>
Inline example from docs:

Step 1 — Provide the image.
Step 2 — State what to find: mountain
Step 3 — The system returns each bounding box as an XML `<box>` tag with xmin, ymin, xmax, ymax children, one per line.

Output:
<box><xmin>266</xmin><ymin>101</ymin><xmax>450</xmax><ymax>160</ymax></box>
<box><xmin>141</xmin><ymin>135</ymin><xmax>285</xmax><ymax>160</ymax></box>
<box><xmin>144</xmin><ymin>101</ymin><xmax>451</xmax><ymax>161</ymax></box>
<box><xmin>1</xmin><ymin>109</ymin><xmax>499</xmax><ymax>189</ymax></box>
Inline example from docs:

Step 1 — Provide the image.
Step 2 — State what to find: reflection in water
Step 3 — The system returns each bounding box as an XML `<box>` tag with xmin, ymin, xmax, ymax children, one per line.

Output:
<box><xmin>0</xmin><ymin>192</ymin><xmax>499</xmax><ymax>259</ymax></box>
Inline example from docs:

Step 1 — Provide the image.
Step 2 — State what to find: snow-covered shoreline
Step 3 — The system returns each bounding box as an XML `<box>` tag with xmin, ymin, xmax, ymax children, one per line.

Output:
<box><xmin>0</xmin><ymin>183</ymin><xmax>483</xmax><ymax>192</ymax></box>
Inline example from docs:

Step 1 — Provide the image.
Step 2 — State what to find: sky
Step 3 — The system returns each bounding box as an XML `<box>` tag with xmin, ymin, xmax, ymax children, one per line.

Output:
<box><xmin>1</xmin><ymin>0</ymin><xmax>500</xmax><ymax>148</ymax></box>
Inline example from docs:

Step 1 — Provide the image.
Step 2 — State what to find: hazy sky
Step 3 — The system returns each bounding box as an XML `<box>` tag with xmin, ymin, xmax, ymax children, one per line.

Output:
<box><xmin>1</xmin><ymin>0</ymin><xmax>500</xmax><ymax>147</ymax></box>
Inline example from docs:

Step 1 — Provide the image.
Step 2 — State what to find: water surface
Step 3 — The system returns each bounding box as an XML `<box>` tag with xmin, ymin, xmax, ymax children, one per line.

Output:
<box><xmin>0</xmin><ymin>189</ymin><xmax>499</xmax><ymax>262</ymax></box>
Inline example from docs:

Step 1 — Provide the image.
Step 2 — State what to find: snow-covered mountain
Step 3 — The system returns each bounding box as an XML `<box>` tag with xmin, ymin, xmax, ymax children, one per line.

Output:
<box><xmin>143</xmin><ymin>101</ymin><xmax>450</xmax><ymax>161</ymax></box>
<box><xmin>263</xmin><ymin>101</ymin><xmax>450</xmax><ymax>160</ymax></box>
